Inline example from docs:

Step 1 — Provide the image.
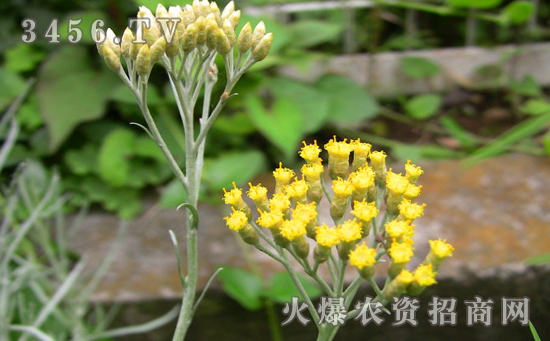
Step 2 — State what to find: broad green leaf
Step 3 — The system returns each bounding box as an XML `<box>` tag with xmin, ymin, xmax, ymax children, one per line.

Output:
<box><xmin>218</xmin><ymin>267</ymin><xmax>264</xmax><ymax>311</ymax></box>
<box><xmin>520</xmin><ymin>99</ymin><xmax>550</xmax><ymax>116</ymax></box>
<box><xmin>400</xmin><ymin>56</ymin><xmax>441</xmax><ymax>79</ymax></box>
<box><xmin>269</xmin><ymin>77</ymin><xmax>330</xmax><ymax>134</ymax></box>
<box><xmin>134</xmin><ymin>135</ymin><xmax>166</xmax><ymax>163</ymax></box>
<box><xmin>0</xmin><ymin>68</ymin><xmax>26</xmax><ymax>111</ymax></box>
<box><xmin>4</xmin><ymin>43</ymin><xmax>47</xmax><ymax>72</ymax></box>
<box><xmin>203</xmin><ymin>150</ymin><xmax>267</xmax><ymax>190</ymax></box>
<box><xmin>525</xmin><ymin>252</ymin><xmax>550</xmax><ymax>265</ymax></box>
<box><xmin>64</xmin><ymin>144</ymin><xmax>98</xmax><ymax>175</ymax></box>
<box><xmin>509</xmin><ymin>76</ymin><xmax>542</xmax><ymax>97</ymax></box>
<box><xmin>542</xmin><ymin>131</ymin><xmax>550</xmax><ymax>155</ymax></box>
<box><xmin>502</xmin><ymin>1</ymin><xmax>535</xmax><ymax>25</ymax></box>
<box><xmin>160</xmin><ymin>178</ymin><xmax>186</xmax><ymax>208</ymax></box>
<box><xmin>125</xmin><ymin>160</ymin><xmax>167</xmax><ymax>188</ymax></box>
<box><xmin>102</xmin><ymin>187</ymin><xmax>142</xmax><ymax>219</ymax></box>
<box><xmin>98</xmin><ymin>128</ymin><xmax>136</xmax><ymax>187</ymax></box>
<box><xmin>246</xmin><ymin>95</ymin><xmax>304</xmax><ymax>161</ymax></box>
<box><xmin>37</xmin><ymin>45</ymin><xmax>118</xmax><ymax>151</ymax></box>
<box><xmin>287</xmin><ymin>20</ymin><xmax>342</xmax><ymax>48</ymax></box>
<box><xmin>404</xmin><ymin>94</ymin><xmax>442</xmax><ymax>119</ymax></box>
<box><xmin>316</xmin><ymin>74</ymin><xmax>379</xmax><ymax>124</ymax></box>
<box><xmin>463</xmin><ymin>113</ymin><xmax>550</xmax><ymax>166</ymax></box>
<box><xmin>439</xmin><ymin>116</ymin><xmax>479</xmax><ymax>148</ymax></box>
<box><xmin>58</xmin><ymin>11</ymin><xmax>109</xmax><ymax>44</ymax></box>
<box><xmin>447</xmin><ymin>0</ymin><xmax>503</xmax><ymax>9</ymax></box>
<box><xmin>263</xmin><ymin>272</ymin><xmax>322</xmax><ymax>304</ymax></box>
<box><xmin>212</xmin><ymin>112</ymin><xmax>256</xmax><ymax>135</ymax></box>
<box><xmin>17</xmin><ymin>95</ymin><xmax>43</xmax><ymax>131</ymax></box>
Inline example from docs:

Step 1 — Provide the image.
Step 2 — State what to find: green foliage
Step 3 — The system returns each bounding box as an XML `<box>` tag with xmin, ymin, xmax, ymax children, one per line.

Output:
<box><xmin>529</xmin><ymin>321</ymin><xmax>542</xmax><ymax>341</ymax></box>
<box><xmin>218</xmin><ymin>267</ymin><xmax>322</xmax><ymax>311</ymax></box>
<box><xmin>502</xmin><ymin>1</ymin><xmax>535</xmax><ymax>25</ymax></box>
<box><xmin>0</xmin><ymin>68</ymin><xmax>26</xmax><ymax>111</ymax></box>
<box><xmin>404</xmin><ymin>94</ymin><xmax>442</xmax><ymax>119</ymax></box>
<box><xmin>203</xmin><ymin>150</ymin><xmax>267</xmax><ymax>191</ymax></box>
<box><xmin>520</xmin><ymin>99</ymin><xmax>550</xmax><ymax>116</ymax></box>
<box><xmin>510</xmin><ymin>76</ymin><xmax>543</xmax><ymax>97</ymax></box>
<box><xmin>525</xmin><ymin>252</ymin><xmax>550</xmax><ymax>265</ymax></box>
<box><xmin>287</xmin><ymin>20</ymin><xmax>343</xmax><ymax>48</ymax></box>
<box><xmin>447</xmin><ymin>0</ymin><xmax>503</xmax><ymax>9</ymax></box>
<box><xmin>400</xmin><ymin>57</ymin><xmax>441</xmax><ymax>80</ymax></box>
<box><xmin>36</xmin><ymin>45</ymin><xmax>119</xmax><ymax>152</ymax></box>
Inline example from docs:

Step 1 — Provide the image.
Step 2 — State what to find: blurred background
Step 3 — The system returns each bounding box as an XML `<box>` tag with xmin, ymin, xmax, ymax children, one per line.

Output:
<box><xmin>1</xmin><ymin>0</ymin><xmax>550</xmax><ymax>340</ymax></box>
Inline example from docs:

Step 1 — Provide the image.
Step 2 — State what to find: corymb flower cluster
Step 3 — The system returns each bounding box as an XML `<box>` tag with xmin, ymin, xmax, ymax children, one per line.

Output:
<box><xmin>96</xmin><ymin>0</ymin><xmax>273</xmax><ymax>76</ymax></box>
<box><xmin>223</xmin><ymin>137</ymin><xmax>454</xmax><ymax>307</ymax></box>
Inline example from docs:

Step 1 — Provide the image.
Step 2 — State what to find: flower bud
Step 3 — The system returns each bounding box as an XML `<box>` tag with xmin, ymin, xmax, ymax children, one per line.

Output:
<box><xmin>136</xmin><ymin>44</ymin><xmax>152</xmax><ymax>76</ymax></box>
<box><xmin>237</xmin><ymin>22</ymin><xmax>252</xmax><ymax>54</ymax></box>
<box><xmin>155</xmin><ymin>4</ymin><xmax>168</xmax><ymax>18</ymax></box>
<box><xmin>227</xmin><ymin>10</ymin><xmax>241</xmax><ymax>28</ymax></box>
<box><xmin>221</xmin><ymin>1</ymin><xmax>235</xmax><ymax>20</ymax></box>
<box><xmin>222</xmin><ymin>19</ymin><xmax>236</xmax><ymax>46</ymax></box>
<box><xmin>101</xmin><ymin>46</ymin><xmax>121</xmax><ymax>71</ymax></box>
<box><xmin>181</xmin><ymin>5</ymin><xmax>196</xmax><ymax>26</ymax></box>
<box><xmin>337</xmin><ymin>219</ymin><xmax>363</xmax><ymax>260</ymax></box>
<box><xmin>121</xmin><ymin>28</ymin><xmax>134</xmax><ymax>58</ymax></box>
<box><xmin>210</xmin><ymin>2</ymin><xmax>222</xmax><ymax>25</ymax></box>
<box><xmin>105</xmin><ymin>28</ymin><xmax>121</xmax><ymax>56</ymax></box>
<box><xmin>205</xmin><ymin>17</ymin><xmax>219</xmax><ymax>50</ymax></box>
<box><xmin>150</xmin><ymin>36</ymin><xmax>166</xmax><ymax>63</ymax></box>
<box><xmin>351</xmin><ymin>139</ymin><xmax>371</xmax><ymax>171</ymax></box>
<box><xmin>251</xmin><ymin>21</ymin><xmax>266</xmax><ymax>48</ymax></box>
<box><xmin>182</xmin><ymin>23</ymin><xmax>199</xmax><ymax>51</ymax></box>
<box><xmin>251</xmin><ymin>32</ymin><xmax>273</xmax><ymax>61</ymax></box>
<box><xmin>330</xmin><ymin>178</ymin><xmax>352</xmax><ymax>221</ymax></box>
<box><xmin>383</xmin><ymin>270</ymin><xmax>414</xmax><ymax>301</ymax></box>
<box><xmin>195</xmin><ymin>16</ymin><xmax>207</xmax><ymax>45</ymax></box>
<box><xmin>166</xmin><ymin>31</ymin><xmax>180</xmax><ymax>57</ymax></box>
<box><xmin>408</xmin><ymin>264</ymin><xmax>437</xmax><ymax>295</ymax></box>
<box><xmin>370</xmin><ymin>150</ymin><xmax>387</xmax><ymax>186</ymax></box>
<box><xmin>325</xmin><ymin>137</ymin><xmax>353</xmax><ymax>180</ymax></box>
<box><xmin>131</xmin><ymin>41</ymin><xmax>144</xmax><ymax>60</ymax></box>
<box><xmin>423</xmin><ymin>239</ymin><xmax>454</xmax><ymax>271</ymax></box>
<box><xmin>216</xmin><ymin>28</ymin><xmax>231</xmax><ymax>55</ymax></box>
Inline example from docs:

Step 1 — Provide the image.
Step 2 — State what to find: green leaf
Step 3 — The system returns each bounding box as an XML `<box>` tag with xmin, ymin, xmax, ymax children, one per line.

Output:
<box><xmin>246</xmin><ymin>95</ymin><xmax>304</xmax><ymax>161</ymax></box>
<box><xmin>529</xmin><ymin>321</ymin><xmax>542</xmax><ymax>341</ymax></box>
<box><xmin>542</xmin><ymin>130</ymin><xmax>550</xmax><ymax>155</ymax></box>
<box><xmin>36</xmin><ymin>45</ymin><xmax>119</xmax><ymax>151</ymax></box>
<box><xmin>98</xmin><ymin>128</ymin><xmax>136</xmax><ymax>187</ymax></box>
<box><xmin>316</xmin><ymin>74</ymin><xmax>379</xmax><ymax>125</ymax></box>
<box><xmin>263</xmin><ymin>272</ymin><xmax>322</xmax><ymax>304</ymax></box>
<box><xmin>525</xmin><ymin>252</ymin><xmax>550</xmax><ymax>265</ymax></box>
<box><xmin>400</xmin><ymin>57</ymin><xmax>441</xmax><ymax>79</ymax></box>
<box><xmin>0</xmin><ymin>68</ymin><xmax>26</xmax><ymax>111</ymax></box>
<box><xmin>134</xmin><ymin>0</ymin><xmax>191</xmax><ymax>8</ymax></box>
<box><xmin>392</xmin><ymin>144</ymin><xmax>461</xmax><ymax>161</ymax></box>
<box><xmin>64</xmin><ymin>144</ymin><xmax>98</xmax><ymax>175</ymax></box>
<box><xmin>134</xmin><ymin>135</ymin><xmax>166</xmax><ymax>163</ymax></box>
<box><xmin>203</xmin><ymin>150</ymin><xmax>267</xmax><ymax>190</ymax></box>
<box><xmin>159</xmin><ymin>178</ymin><xmax>186</xmax><ymax>208</ymax></box>
<box><xmin>509</xmin><ymin>76</ymin><xmax>542</xmax><ymax>97</ymax></box>
<box><xmin>502</xmin><ymin>1</ymin><xmax>535</xmax><ymax>25</ymax></box>
<box><xmin>463</xmin><ymin>113</ymin><xmax>550</xmax><ymax>166</ymax></box>
<box><xmin>269</xmin><ymin>77</ymin><xmax>330</xmax><ymax>134</ymax></box>
<box><xmin>17</xmin><ymin>95</ymin><xmax>43</xmax><ymax>131</ymax></box>
<box><xmin>102</xmin><ymin>187</ymin><xmax>142</xmax><ymax>219</ymax></box>
<box><xmin>58</xmin><ymin>11</ymin><xmax>109</xmax><ymax>44</ymax></box>
<box><xmin>4</xmin><ymin>43</ymin><xmax>47</xmax><ymax>72</ymax></box>
<box><xmin>404</xmin><ymin>94</ymin><xmax>442</xmax><ymax>119</ymax></box>
<box><xmin>218</xmin><ymin>267</ymin><xmax>264</xmax><ymax>311</ymax></box>
<box><xmin>520</xmin><ymin>99</ymin><xmax>550</xmax><ymax>116</ymax></box>
<box><xmin>439</xmin><ymin>116</ymin><xmax>479</xmax><ymax>148</ymax></box>
<box><xmin>447</xmin><ymin>0</ymin><xmax>503</xmax><ymax>9</ymax></box>
<box><xmin>287</xmin><ymin>20</ymin><xmax>342</xmax><ymax>48</ymax></box>
<box><xmin>212</xmin><ymin>112</ymin><xmax>256</xmax><ymax>135</ymax></box>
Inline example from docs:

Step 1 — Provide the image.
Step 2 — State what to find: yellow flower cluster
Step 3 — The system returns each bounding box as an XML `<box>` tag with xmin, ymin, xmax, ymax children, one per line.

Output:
<box><xmin>97</xmin><ymin>0</ymin><xmax>273</xmax><ymax>75</ymax></box>
<box><xmin>223</xmin><ymin>137</ymin><xmax>454</xmax><ymax>299</ymax></box>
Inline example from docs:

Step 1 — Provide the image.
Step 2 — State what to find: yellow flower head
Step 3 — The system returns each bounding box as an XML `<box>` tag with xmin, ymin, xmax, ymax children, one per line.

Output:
<box><xmin>398</xmin><ymin>199</ymin><xmax>426</xmax><ymax>221</ymax></box>
<box><xmin>405</xmin><ymin>160</ymin><xmax>423</xmax><ymax>184</ymax></box>
<box><xmin>301</xmin><ymin>163</ymin><xmax>324</xmax><ymax>182</ymax></box>
<box><xmin>324</xmin><ymin>136</ymin><xmax>353</xmax><ymax>159</ymax></box>
<box><xmin>273</xmin><ymin>162</ymin><xmax>295</xmax><ymax>187</ymax></box>
<box><xmin>429</xmin><ymin>239</ymin><xmax>454</xmax><ymax>259</ymax></box>
<box><xmin>386</xmin><ymin>170</ymin><xmax>409</xmax><ymax>195</ymax></box>
<box><xmin>315</xmin><ymin>224</ymin><xmax>340</xmax><ymax>247</ymax></box>
<box><xmin>369</xmin><ymin>150</ymin><xmax>386</xmax><ymax>169</ymax></box>
<box><xmin>332</xmin><ymin>178</ymin><xmax>353</xmax><ymax>197</ymax></box>
<box><xmin>404</xmin><ymin>184</ymin><xmax>422</xmax><ymax>200</ymax></box>
<box><xmin>388</xmin><ymin>241</ymin><xmax>414</xmax><ymax>263</ymax></box>
<box><xmin>349</xmin><ymin>244</ymin><xmax>377</xmax><ymax>270</ymax></box>
<box><xmin>299</xmin><ymin>141</ymin><xmax>322</xmax><ymax>164</ymax></box>
<box><xmin>413</xmin><ymin>263</ymin><xmax>437</xmax><ymax>286</ymax></box>
<box><xmin>224</xmin><ymin>208</ymin><xmax>248</xmax><ymax>231</ymax></box>
<box><xmin>292</xmin><ymin>202</ymin><xmax>317</xmax><ymax>224</ymax></box>
<box><xmin>350</xmin><ymin>200</ymin><xmax>378</xmax><ymax>223</ymax></box>
<box><xmin>351</xmin><ymin>139</ymin><xmax>372</xmax><ymax>159</ymax></box>
<box><xmin>385</xmin><ymin>220</ymin><xmax>415</xmax><ymax>240</ymax></box>
<box><xmin>268</xmin><ymin>192</ymin><xmax>291</xmax><ymax>213</ymax></box>
<box><xmin>247</xmin><ymin>183</ymin><xmax>268</xmax><ymax>204</ymax></box>
<box><xmin>284</xmin><ymin>179</ymin><xmax>309</xmax><ymax>199</ymax></box>
<box><xmin>280</xmin><ymin>219</ymin><xmax>307</xmax><ymax>241</ymax></box>
<box><xmin>256</xmin><ymin>210</ymin><xmax>284</xmax><ymax>230</ymax></box>
<box><xmin>222</xmin><ymin>182</ymin><xmax>244</xmax><ymax>207</ymax></box>
<box><xmin>395</xmin><ymin>269</ymin><xmax>415</xmax><ymax>286</ymax></box>
<box><xmin>349</xmin><ymin>166</ymin><xmax>375</xmax><ymax>191</ymax></box>
<box><xmin>337</xmin><ymin>219</ymin><xmax>363</xmax><ymax>242</ymax></box>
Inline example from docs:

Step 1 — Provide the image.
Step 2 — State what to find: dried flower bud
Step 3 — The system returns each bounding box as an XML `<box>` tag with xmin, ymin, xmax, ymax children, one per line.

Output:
<box><xmin>251</xmin><ymin>32</ymin><xmax>273</xmax><ymax>61</ymax></box>
<box><xmin>136</xmin><ymin>44</ymin><xmax>151</xmax><ymax>76</ymax></box>
<box><xmin>251</xmin><ymin>21</ymin><xmax>266</xmax><ymax>48</ymax></box>
<box><xmin>237</xmin><ymin>22</ymin><xmax>252</xmax><ymax>53</ymax></box>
